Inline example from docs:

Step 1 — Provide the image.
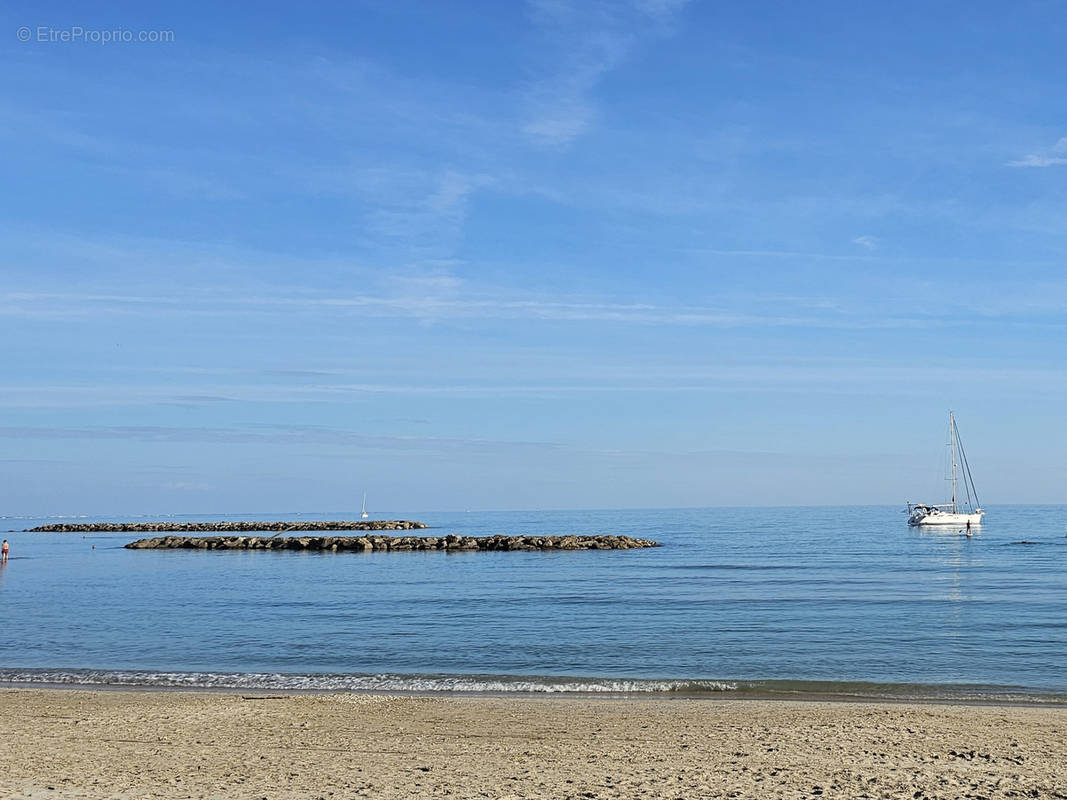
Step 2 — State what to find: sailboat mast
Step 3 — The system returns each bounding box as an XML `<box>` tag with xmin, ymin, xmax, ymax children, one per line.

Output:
<box><xmin>949</xmin><ymin>411</ymin><xmax>958</xmax><ymax>514</ymax></box>
<box><xmin>951</xmin><ymin>413</ymin><xmax>960</xmax><ymax>514</ymax></box>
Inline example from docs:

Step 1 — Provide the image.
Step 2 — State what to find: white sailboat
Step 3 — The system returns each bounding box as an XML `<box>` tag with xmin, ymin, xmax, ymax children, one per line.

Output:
<box><xmin>360</xmin><ymin>491</ymin><xmax>369</xmax><ymax>520</ymax></box>
<box><xmin>907</xmin><ymin>412</ymin><xmax>984</xmax><ymax>527</ymax></box>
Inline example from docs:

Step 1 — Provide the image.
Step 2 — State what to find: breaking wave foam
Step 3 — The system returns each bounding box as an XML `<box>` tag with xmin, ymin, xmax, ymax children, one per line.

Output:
<box><xmin>0</xmin><ymin>669</ymin><xmax>738</xmax><ymax>694</ymax></box>
<box><xmin>4</xmin><ymin>670</ymin><xmax>1066</xmax><ymax>704</ymax></box>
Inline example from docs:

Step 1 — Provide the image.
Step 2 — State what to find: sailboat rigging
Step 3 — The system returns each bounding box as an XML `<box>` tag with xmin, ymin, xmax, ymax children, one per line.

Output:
<box><xmin>907</xmin><ymin>412</ymin><xmax>984</xmax><ymax>527</ymax></box>
<box><xmin>360</xmin><ymin>492</ymin><xmax>369</xmax><ymax>520</ymax></box>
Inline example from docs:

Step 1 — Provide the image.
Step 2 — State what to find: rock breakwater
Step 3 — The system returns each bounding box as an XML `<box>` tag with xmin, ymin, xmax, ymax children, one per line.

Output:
<box><xmin>28</xmin><ymin>520</ymin><xmax>428</xmax><ymax>533</ymax></box>
<box><xmin>124</xmin><ymin>534</ymin><xmax>660</xmax><ymax>552</ymax></box>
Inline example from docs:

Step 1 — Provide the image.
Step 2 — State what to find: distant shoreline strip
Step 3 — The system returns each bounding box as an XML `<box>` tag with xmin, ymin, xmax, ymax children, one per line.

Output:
<box><xmin>1</xmin><ymin>669</ymin><xmax>1065</xmax><ymax>705</ymax></box>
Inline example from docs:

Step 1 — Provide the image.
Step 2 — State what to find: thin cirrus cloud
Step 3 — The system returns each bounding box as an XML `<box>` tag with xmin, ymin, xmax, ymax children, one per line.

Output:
<box><xmin>0</xmin><ymin>287</ymin><xmax>941</xmax><ymax>329</ymax></box>
<box><xmin>521</xmin><ymin>0</ymin><xmax>691</xmax><ymax>147</ymax></box>
<box><xmin>3</xmin><ymin>362</ymin><xmax>1066</xmax><ymax>412</ymax></box>
<box><xmin>0</xmin><ymin>425</ymin><xmax>568</xmax><ymax>456</ymax></box>
<box><xmin>348</xmin><ymin>168</ymin><xmax>492</xmax><ymax>248</ymax></box>
<box><xmin>1006</xmin><ymin>137</ymin><xmax>1067</xmax><ymax>167</ymax></box>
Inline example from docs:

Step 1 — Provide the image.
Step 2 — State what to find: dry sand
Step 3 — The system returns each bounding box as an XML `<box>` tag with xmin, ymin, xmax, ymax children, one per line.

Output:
<box><xmin>2</xmin><ymin>688</ymin><xmax>1066</xmax><ymax>799</ymax></box>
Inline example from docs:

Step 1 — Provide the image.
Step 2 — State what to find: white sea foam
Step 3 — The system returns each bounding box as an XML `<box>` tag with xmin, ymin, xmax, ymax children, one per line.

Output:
<box><xmin>0</xmin><ymin>669</ymin><xmax>738</xmax><ymax>694</ymax></box>
<box><xmin>5</xmin><ymin>670</ymin><xmax>1064</xmax><ymax>704</ymax></box>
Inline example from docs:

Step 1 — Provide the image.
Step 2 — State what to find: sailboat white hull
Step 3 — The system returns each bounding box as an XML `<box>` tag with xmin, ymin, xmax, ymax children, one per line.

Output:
<box><xmin>907</xmin><ymin>412</ymin><xmax>984</xmax><ymax>529</ymax></box>
<box><xmin>908</xmin><ymin>510</ymin><xmax>984</xmax><ymax>527</ymax></box>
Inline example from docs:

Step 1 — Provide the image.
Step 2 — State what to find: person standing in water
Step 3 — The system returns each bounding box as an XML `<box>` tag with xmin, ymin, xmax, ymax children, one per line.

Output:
<box><xmin>1</xmin><ymin>539</ymin><xmax>8</xmax><ymax>563</ymax></box>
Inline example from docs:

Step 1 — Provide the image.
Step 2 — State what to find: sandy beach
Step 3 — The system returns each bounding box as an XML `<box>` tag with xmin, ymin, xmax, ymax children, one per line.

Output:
<box><xmin>2</xmin><ymin>689</ymin><xmax>1065</xmax><ymax>799</ymax></box>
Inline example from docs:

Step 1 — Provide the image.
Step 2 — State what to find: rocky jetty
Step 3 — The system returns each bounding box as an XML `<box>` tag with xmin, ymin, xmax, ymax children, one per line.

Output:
<box><xmin>28</xmin><ymin>520</ymin><xmax>427</xmax><ymax>533</ymax></box>
<box><xmin>124</xmin><ymin>534</ymin><xmax>660</xmax><ymax>552</ymax></box>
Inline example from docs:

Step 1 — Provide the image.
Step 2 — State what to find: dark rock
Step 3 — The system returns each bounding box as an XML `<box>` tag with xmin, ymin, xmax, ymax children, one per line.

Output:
<box><xmin>28</xmin><ymin>520</ymin><xmax>429</xmax><ymax>533</ymax></box>
<box><xmin>123</xmin><ymin>533</ymin><xmax>660</xmax><ymax>553</ymax></box>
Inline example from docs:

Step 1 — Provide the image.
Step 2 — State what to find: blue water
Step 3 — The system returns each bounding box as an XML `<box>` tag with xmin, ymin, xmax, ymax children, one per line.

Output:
<box><xmin>1</xmin><ymin>506</ymin><xmax>1065</xmax><ymax>699</ymax></box>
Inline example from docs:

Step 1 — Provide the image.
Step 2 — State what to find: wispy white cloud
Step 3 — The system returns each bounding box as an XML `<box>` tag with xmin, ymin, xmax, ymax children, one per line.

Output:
<box><xmin>5</xmin><ymin>227</ymin><xmax>1067</xmax><ymax>330</ymax></box>
<box><xmin>521</xmin><ymin>0</ymin><xmax>690</xmax><ymax>147</ymax></box>
<box><xmin>364</xmin><ymin>168</ymin><xmax>491</xmax><ymax>250</ymax></box>
<box><xmin>0</xmin><ymin>286</ymin><xmax>943</xmax><ymax>329</ymax></box>
<box><xmin>1007</xmin><ymin>154</ymin><xmax>1067</xmax><ymax>168</ymax></box>
<box><xmin>0</xmin><ymin>425</ymin><xmax>568</xmax><ymax>456</ymax></box>
<box><xmin>630</xmin><ymin>0</ymin><xmax>691</xmax><ymax>18</ymax></box>
<box><xmin>689</xmin><ymin>247</ymin><xmax>882</xmax><ymax>261</ymax></box>
<box><xmin>3</xmin><ymin>360</ymin><xmax>1067</xmax><ymax>411</ymax></box>
<box><xmin>1006</xmin><ymin>137</ymin><xmax>1067</xmax><ymax>167</ymax></box>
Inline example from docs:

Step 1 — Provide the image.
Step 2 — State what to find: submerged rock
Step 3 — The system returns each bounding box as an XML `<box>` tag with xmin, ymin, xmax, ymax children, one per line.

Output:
<box><xmin>123</xmin><ymin>534</ymin><xmax>659</xmax><ymax>552</ymax></box>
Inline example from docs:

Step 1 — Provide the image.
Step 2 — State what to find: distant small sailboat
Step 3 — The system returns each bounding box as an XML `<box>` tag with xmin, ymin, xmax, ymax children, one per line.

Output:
<box><xmin>360</xmin><ymin>492</ymin><xmax>369</xmax><ymax>520</ymax></box>
<box><xmin>908</xmin><ymin>412</ymin><xmax>984</xmax><ymax>527</ymax></box>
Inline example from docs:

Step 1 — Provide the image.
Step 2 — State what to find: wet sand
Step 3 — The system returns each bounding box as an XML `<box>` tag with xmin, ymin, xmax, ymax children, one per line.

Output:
<box><xmin>2</xmin><ymin>688</ymin><xmax>1065</xmax><ymax>799</ymax></box>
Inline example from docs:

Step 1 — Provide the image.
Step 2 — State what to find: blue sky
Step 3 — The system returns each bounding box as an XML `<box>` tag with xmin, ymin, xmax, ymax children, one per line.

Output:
<box><xmin>2</xmin><ymin>0</ymin><xmax>1065</xmax><ymax>514</ymax></box>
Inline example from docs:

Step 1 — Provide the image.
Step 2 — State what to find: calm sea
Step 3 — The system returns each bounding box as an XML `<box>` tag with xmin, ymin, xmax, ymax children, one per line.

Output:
<box><xmin>1</xmin><ymin>506</ymin><xmax>1065</xmax><ymax>701</ymax></box>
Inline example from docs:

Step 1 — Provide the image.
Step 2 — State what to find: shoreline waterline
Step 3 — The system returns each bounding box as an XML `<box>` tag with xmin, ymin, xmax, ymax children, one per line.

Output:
<box><xmin>3</xmin><ymin>668</ymin><xmax>1066</xmax><ymax>706</ymax></box>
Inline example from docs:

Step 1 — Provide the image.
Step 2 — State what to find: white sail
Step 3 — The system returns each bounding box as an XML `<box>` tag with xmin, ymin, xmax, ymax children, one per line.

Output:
<box><xmin>907</xmin><ymin>412</ymin><xmax>984</xmax><ymax>528</ymax></box>
<box><xmin>361</xmin><ymin>491</ymin><xmax>369</xmax><ymax>519</ymax></box>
